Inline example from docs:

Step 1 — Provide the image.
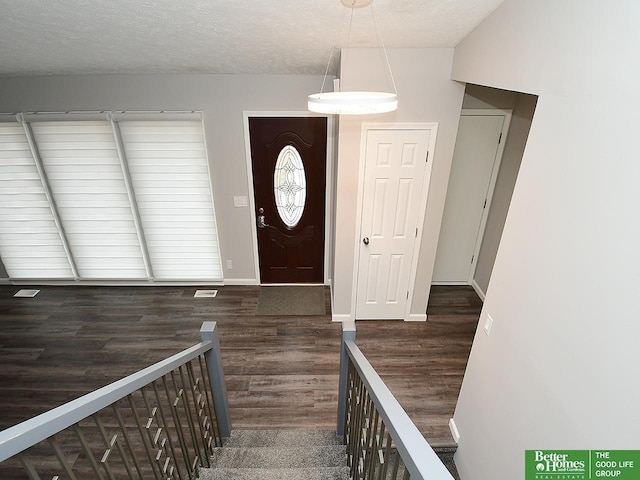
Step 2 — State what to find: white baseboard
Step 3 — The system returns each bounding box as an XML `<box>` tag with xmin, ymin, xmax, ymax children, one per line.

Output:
<box><xmin>471</xmin><ymin>279</ymin><xmax>486</xmax><ymax>301</ymax></box>
<box><xmin>332</xmin><ymin>313</ymin><xmax>352</xmax><ymax>323</ymax></box>
<box><xmin>449</xmin><ymin>418</ymin><xmax>460</xmax><ymax>444</ymax></box>
<box><xmin>223</xmin><ymin>278</ymin><xmax>259</xmax><ymax>286</ymax></box>
<box><xmin>406</xmin><ymin>313</ymin><xmax>427</xmax><ymax>322</ymax></box>
<box><xmin>432</xmin><ymin>281</ymin><xmax>468</xmax><ymax>285</ymax></box>
<box><xmin>10</xmin><ymin>280</ymin><xmax>226</xmax><ymax>287</ymax></box>
<box><xmin>0</xmin><ymin>278</ymin><xmax>10</xmax><ymax>285</ymax></box>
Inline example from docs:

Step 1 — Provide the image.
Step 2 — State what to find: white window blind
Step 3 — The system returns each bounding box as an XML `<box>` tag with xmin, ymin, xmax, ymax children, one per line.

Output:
<box><xmin>0</xmin><ymin>123</ymin><xmax>74</xmax><ymax>279</ymax></box>
<box><xmin>120</xmin><ymin>121</ymin><xmax>223</xmax><ymax>280</ymax></box>
<box><xmin>0</xmin><ymin>113</ymin><xmax>222</xmax><ymax>283</ymax></box>
<box><xmin>31</xmin><ymin>121</ymin><xmax>147</xmax><ymax>279</ymax></box>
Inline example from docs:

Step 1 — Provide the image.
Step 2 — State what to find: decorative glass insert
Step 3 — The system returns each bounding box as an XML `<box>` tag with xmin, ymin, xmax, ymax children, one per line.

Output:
<box><xmin>274</xmin><ymin>145</ymin><xmax>306</xmax><ymax>228</ymax></box>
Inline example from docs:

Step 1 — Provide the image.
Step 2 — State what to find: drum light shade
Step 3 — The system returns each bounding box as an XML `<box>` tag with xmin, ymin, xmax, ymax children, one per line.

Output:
<box><xmin>308</xmin><ymin>0</ymin><xmax>398</xmax><ymax>116</ymax></box>
<box><xmin>308</xmin><ymin>91</ymin><xmax>398</xmax><ymax>115</ymax></box>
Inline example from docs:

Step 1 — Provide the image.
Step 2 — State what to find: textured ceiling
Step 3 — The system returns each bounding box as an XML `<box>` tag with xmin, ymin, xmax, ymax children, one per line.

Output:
<box><xmin>0</xmin><ymin>0</ymin><xmax>504</xmax><ymax>77</ymax></box>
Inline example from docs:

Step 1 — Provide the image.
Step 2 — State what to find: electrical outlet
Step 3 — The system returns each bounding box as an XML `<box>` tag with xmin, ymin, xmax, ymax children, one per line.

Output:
<box><xmin>226</xmin><ymin>260</ymin><xmax>233</xmax><ymax>270</ymax></box>
<box><xmin>484</xmin><ymin>314</ymin><xmax>494</xmax><ymax>336</ymax></box>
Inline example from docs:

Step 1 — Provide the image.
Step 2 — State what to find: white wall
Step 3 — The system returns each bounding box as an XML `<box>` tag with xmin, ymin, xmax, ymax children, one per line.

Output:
<box><xmin>331</xmin><ymin>48</ymin><xmax>465</xmax><ymax>320</ymax></box>
<box><xmin>451</xmin><ymin>1</ymin><xmax>640</xmax><ymax>479</ymax></box>
<box><xmin>0</xmin><ymin>73</ymin><xmax>328</xmax><ymax>284</ymax></box>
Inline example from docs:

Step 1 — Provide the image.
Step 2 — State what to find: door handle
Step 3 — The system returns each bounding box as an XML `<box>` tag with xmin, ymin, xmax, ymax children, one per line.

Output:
<box><xmin>257</xmin><ymin>207</ymin><xmax>269</xmax><ymax>229</ymax></box>
<box><xmin>363</xmin><ymin>237</ymin><xmax>369</xmax><ymax>245</ymax></box>
<box><xmin>258</xmin><ymin>215</ymin><xmax>270</xmax><ymax>229</ymax></box>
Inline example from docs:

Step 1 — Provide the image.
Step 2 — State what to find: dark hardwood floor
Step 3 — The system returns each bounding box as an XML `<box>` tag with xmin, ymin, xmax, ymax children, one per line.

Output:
<box><xmin>358</xmin><ymin>286</ymin><xmax>482</xmax><ymax>446</ymax></box>
<box><xmin>0</xmin><ymin>284</ymin><xmax>480</xmax><ymax>459</ymax></box>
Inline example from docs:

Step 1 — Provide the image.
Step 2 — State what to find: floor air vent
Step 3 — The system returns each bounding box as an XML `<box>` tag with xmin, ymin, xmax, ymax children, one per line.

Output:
<box><xmin>194</xmin><ymin>290</ymin><xmax>218</xmax><ymax>298</ymax></box>
<box><xmin>14</xmin><ymin>289</ymin><xmax>40</xmax><ymax>298</ymax></box>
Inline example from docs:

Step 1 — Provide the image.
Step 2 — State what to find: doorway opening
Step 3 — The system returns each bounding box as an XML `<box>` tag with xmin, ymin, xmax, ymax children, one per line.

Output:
<box><xmin>432</xmin><ymin>84</ymin><xmax>538</xmax><ymax>300</ymax></box>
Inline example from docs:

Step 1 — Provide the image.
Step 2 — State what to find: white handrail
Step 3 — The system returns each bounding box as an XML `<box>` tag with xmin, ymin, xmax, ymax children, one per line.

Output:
<box><xmin>0</xmin><ymin>339</ymin><xmax>213</xmax><ymax>462</ymax></box>
<box><xmin>345</xmin><ymin>340</ymin><xmax>455</xmax><ymax>480</ymax></box>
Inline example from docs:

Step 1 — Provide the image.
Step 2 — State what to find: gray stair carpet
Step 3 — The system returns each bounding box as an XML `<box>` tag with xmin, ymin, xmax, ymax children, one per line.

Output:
<box><xmin>199</xmin><ymin>429</ymin><xmax>350</xmax><ymax>480</ymax></box>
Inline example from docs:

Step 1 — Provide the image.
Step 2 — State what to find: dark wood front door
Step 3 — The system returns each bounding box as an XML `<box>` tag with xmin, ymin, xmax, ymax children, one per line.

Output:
<box><xmin>249</xmin><ymin>117</ymin><xmax>327</xmax><ymax>284</ymax></box>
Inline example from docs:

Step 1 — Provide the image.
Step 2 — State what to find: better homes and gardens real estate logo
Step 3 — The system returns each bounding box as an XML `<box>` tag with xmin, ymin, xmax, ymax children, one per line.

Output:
<box><xmin>526</xmin><ymin>451</ymin><xmax>588</xmax><ymax>479</ymax></box>
<box><xmin>526</xmin><ymin>451</ymin><xmax>640</xmax><ymax>480</ymax></box>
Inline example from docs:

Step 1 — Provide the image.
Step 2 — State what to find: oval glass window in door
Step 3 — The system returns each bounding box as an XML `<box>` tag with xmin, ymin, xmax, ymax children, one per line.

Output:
<box><xmin>273</xmin><ymin>145</ymin><xmax>306</xmax><ymax>228</ymax></box>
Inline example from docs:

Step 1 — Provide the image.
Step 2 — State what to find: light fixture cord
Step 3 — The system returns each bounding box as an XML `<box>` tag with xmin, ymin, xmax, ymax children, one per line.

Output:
<box><xmin>371</xmin><ymin>2</ymin><xmax>398</xmax><ymax>95</ymax></box>
<box><xmin>320</xmin><ymin>6</ymin><xmax>349</xmax><ymax>95</ymax></box>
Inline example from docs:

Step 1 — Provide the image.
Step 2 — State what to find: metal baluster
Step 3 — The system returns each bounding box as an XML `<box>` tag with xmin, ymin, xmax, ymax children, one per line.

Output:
<box><xmin>149</xmin><ymin>381</ymin><xmax>184</xmax><ymax>480</ymax></box>
<box><xmin>380</xmin><ymin>432</ymin><xmax>393</xmax><ymax>480</ymax></box>
<box><xmin>186</xmin><ymin>360</ymin><xmax>214</xmax><ymax>463</ymax></box>
<box><xmin>73</xmin><ymin>424</ymin><xmax>106</xmax><ymax>480</ymax></box>
<box><xmin>18</xmin><ymin>453</ymin><xmax>43</xmax><ymax>480</ymax></box>
<box><xmin>363</xmin><ymin>394</ymin><xmax>377</xmax><ymax>479</ymax></box>
<box><xmin>197</xmin><ymin>354</ymin><xmax>221</xmax><ymax>447</ymax></box>
<box><xmin>170</xmin><ymin>369</ymin><xmax>200</xmax><ymax>476</ymax></box>
<box><xmin>346</xmin><ymin>360</ymin><xmax>355</xmax><ymax>440</ymax></box>
<box><xmin>48</xmin><ymin>435</ymin><xmax>78</xmax><ymax>480</ymax></box>
<box><xmin>359</xmin><ymin>386</ymin><xmax>373</xmax><ymax>480</ymax></box>
<box><xmin>126</xmin><ymin>393</ymin><xmax>162</xmax><ymax>479</ymax></box>
<box><xmin>390</xmin><ymin>445</ymin><xmax>401</xmax><ymax>480</ymax></box>
<box><xmin>347</xmin><ymin>366</ymin><xmax>359</xmax><ymax>478</ymax></box>
<box><xmin>362</xmin><ymin>390</ymin><xmax>375</xmax><ymax>479</ymax></box>
<box><xmin>345</xmin><ymin>361</ymin><xmax>357</xmax><ymax>468</ymax></box>
<box><xmin>344</xmin><ymin>363</ymin><xmax>351</xmax><ymax>446</ymax></box>
<box><xmin>366</xmin><ymin>398</ymin><xmax>378</xmax><ymax>478</ymax></box>
<box><xmin>190</xmin><ymin>362</ymin><xmax>214</xmax><ymax>453</ymax></box>
<box><xmin>365</xmin><ymin>408</ymin><xmax>381</xmax><ymax>480</ymax></box>
<box><xmin>177</xmin><ymin>365</ymin><xmax>205</xmax><ymax>467</ymax></box>
<box><xmin>375</xmin><ymin>422</ymin><xmax>387</xmax><ymax>480</ymax></box>
<box><xmin>111</xmin><ymin>404</ymin><xmax>145</xmax><ymax>480</ymax></box>
<box><xmin>162</xmin><ymin>374</ymin><xmax>194</xmax><ymax>478</ymax></box>
<box><xmin>344</xmin><ymin>373</ymin><xmax>352</xmax><ymax>464</ymax></box>
<box><xmin>352</xmin><ymin>375</ymin><xmax>367</xmax><ymax>480</ymax></box>
<box><xmin>93</xmin><ymin>414</ymin><xmax>131</xmax><ymax>480</ymax></box>
<box><xmin>140</xmin><ymin>387</ymin><xmax>177</xmax><ymax>479</ymax></box>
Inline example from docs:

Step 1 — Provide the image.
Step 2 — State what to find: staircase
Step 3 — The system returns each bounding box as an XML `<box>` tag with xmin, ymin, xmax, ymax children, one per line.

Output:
<box><xmin>199</xmin><ymin>429</ymin><xmax>350</xmax><ymax>480</ymax></box>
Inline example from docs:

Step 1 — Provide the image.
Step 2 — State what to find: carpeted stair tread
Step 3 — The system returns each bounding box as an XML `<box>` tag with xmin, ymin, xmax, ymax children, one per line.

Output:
<box><xmin>210</xmin><ymin>445</ymin><xmax>346</xmax><ymax>469</ymax></box>
<box><xmin>433</xmin><ymin>448</ymin><xmax>460</xmax><ymax>480</ymax></box>
<box><xmin>224</xmin><ymin>429</ymin><xmax>343</xmax><ymax>447</ymax></box>
<box><xmin>199</xmin><ymin>466</ymin><xmax>350</xmax><ymax>480</ymax></box>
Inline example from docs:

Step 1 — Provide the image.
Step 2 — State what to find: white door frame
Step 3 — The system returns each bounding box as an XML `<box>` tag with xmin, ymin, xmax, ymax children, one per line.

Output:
<box><xmin>350</xmin><ymin>122</ymin><xmax>438</xmax><ymax>321</ymax></box>
<box><xmin>460</xmin><ymin>109</ymin><xmax>512</xmax><ymax>289</ymax></box>
<box><xmin>242</xmin><ymin>111</ymin><xmax>335</xmax><ymax>286</ymax></box>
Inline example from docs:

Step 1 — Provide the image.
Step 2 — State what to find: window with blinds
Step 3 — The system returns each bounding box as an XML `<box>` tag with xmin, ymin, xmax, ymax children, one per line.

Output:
<box><xmin>0</xmin><ymin>123</ymin><xmax>74</xmax><ymax>279</ymax></box>
<box><xmin>0</xmin><ymin>113</ymin><xmax>223</xmax><ymax>282</ymax></box>
<box><xmin>120</xmin><ymin>121</ymin><xmax>223</xmax><ymax>280</ymax></box>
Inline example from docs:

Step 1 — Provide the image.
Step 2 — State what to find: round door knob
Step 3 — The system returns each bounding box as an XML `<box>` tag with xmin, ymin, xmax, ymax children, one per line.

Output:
<box><xmin>363</xmin><ymin>237</ymin><xmax>369</xmax><ymax>245</ymax></box>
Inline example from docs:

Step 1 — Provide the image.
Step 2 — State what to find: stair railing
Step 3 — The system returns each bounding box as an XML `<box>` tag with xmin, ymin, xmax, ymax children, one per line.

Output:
<box><xmin>337</xmin><ymin>321</ymin><xmax>454</xmax><ymax>480</ymax></box>
<box><xmin>0</xmin><ymin>321</ymin><xmax>231</xmax><ymax>480</ymax></box>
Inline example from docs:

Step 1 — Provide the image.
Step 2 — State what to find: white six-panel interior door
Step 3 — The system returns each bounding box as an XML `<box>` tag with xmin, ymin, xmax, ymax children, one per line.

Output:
<box><xmin>355</xmin><ymin>126</ymin><xmax>434</xmax><ymax>320</ymax></box>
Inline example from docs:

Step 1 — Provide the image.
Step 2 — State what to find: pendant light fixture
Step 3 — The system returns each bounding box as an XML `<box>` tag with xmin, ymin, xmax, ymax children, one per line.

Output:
<box><xmin>308</xmin><ymin>0</ymin><xmax>398</xmax><ymax>115</ymax></box>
